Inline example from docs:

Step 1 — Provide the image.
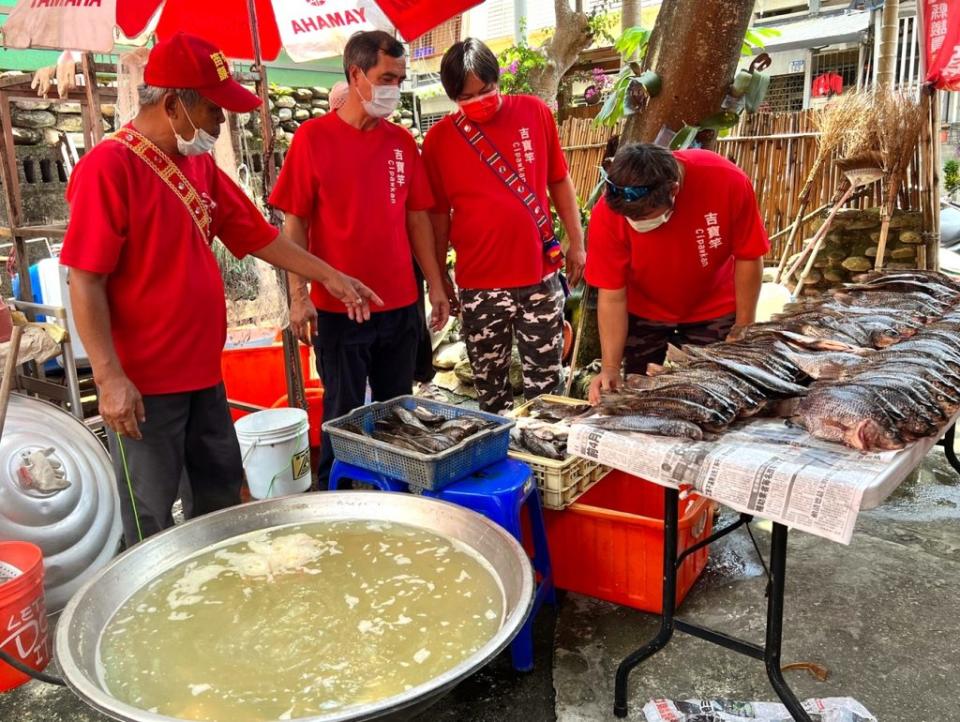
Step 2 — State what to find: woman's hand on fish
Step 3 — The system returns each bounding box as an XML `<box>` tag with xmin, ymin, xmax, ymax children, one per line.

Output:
<box><xmin>323</xmin><ymin>272</ymin><xmax>385</xmax><ymax>323</ymax></box>
<box><xmin>589</xmin><ymin>367</ymin><xmax>622</xmax><ymax>405</ymax></box>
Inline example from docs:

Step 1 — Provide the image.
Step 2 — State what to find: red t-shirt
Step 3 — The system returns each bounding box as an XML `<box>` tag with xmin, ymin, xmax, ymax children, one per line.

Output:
<box><xmin>585</xmin><ymin>149</ymin><xmax>769</xmax><ymax>323</ymax></box>
<box><xmin>269</xmin><ymin>112</ymin><xmax>433</xmax><ymax>313</ymax></box>
<box><xmin>422</xmin><ymin>95</ymin><xmax>569</xmax><ymax>290</ymax></box>
<box><xmin>60</xmin><ymin>130</ymin><xmax>278</xmax><ymax>395</ymax></box>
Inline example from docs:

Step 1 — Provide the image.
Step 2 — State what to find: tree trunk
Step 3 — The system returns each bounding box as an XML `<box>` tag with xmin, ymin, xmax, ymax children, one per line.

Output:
<box><xmin>876</xmin><ymin>0</ymin><xmax>900</xmax><ymax>89</ymax></box>
<box><xmin>622</xmin><ymin>0</ymin><xmax>641</xmax><ymax>31</ymax></box>
<box><xmin>621</xmin><ymin>0</ymin><xmax>755</xmax><ymax>147</ymax></box>
<box><xmin>526</xmin><ymin>0</ymin><xmax>593</xmax><ymax>103</ymax></box>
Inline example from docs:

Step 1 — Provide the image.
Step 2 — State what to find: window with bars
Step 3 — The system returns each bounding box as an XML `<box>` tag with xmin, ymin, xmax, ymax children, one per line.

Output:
<box><xmin>420</xmin><ymin>112</ymin><xmax>448</xmax><ymax>134</ymax></box>
<box><xmin>409</xmin><ymin>16</ymin><xmax>463</xmax><ymax>61</ymax></box>
<box><xmin>486</xmin><ymin>0</ymin><xmax>513</xmax><ymax>39</ymax></box>
<box><xmin>811</xmin><ymin>48</ymin><xmax>860</xmax><ymax>95</ymax></box>
<box><xmin>763</xmin><ymin>73</ymin><xmax>806</xmax><ymax>112</ymax></box>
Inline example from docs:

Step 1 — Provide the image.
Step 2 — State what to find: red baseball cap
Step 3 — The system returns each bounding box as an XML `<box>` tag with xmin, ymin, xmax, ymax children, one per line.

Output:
<box><xmin>144</xmin><ymin>32</ymin><xmax>261</xmax><ymax>113</ymax></box>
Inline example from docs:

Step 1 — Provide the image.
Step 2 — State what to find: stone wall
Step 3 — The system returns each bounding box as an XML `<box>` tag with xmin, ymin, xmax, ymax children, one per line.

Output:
<box><xmin>253</xmin><ymin>84</ymin><xmax>419</xmax><ymax>149</ymax></box>
<box><xmin>1</xmin><ymin>98</ymin><xmax>117</xmax><ymax>227</ymax></box>
<box><xmin>784</xmin><ymin>208</ymin><xmax>924</xmax><ymax>294</ymax></box>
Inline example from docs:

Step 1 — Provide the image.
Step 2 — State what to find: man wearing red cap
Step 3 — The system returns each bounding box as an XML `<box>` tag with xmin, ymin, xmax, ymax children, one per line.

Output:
<box><xmin>270</xmin><ymin>31</ymin><xmax>450</xmax><ymax>489</ymax></box>
<box><xmin>60</xmin><ymin>32</ymin><xmax>381</xmax><ymax>546</ymax></box>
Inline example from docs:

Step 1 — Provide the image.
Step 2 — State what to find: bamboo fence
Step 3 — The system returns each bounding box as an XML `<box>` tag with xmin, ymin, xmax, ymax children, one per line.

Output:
<box><xmin>559</xmin><ymin>117</ymin><xmax>620</xmax><ymax>203</ymax></box>
<box><xmin>717</xmin><ymin>110</ymin><xmax>925</xmax><ymax>262</ymax></box>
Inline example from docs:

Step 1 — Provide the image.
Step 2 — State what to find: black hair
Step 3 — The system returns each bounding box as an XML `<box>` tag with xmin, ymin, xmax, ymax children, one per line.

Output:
<box><xmin>440</xmin><ymin>38</ymin><xmax>500</xmax><ymax>100</ymax></box>
<box><xmin>606</xmin><ymin>143</ymin><xmax>680</xmax><ymax>218</ymax></box>
<box><xmin>342</xmin><ymin>31</ymin><xmax>404</xmax><ymax>81</ymax></box>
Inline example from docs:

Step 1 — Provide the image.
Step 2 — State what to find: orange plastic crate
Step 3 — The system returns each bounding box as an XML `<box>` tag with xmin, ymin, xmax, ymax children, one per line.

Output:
<box><xmin>543</xmin><ymin>470</ymin><xmax>714</xmax><ymax>613</ymax></box>
<box><xmin>221</xmin><ymin>343</ymin><xmax>317</xmax><ymax>422</ymax></box>
<box><xmin>272</xmin><ymin>388</ymin><xmax>325</xmax><ymax>448</ymax></box>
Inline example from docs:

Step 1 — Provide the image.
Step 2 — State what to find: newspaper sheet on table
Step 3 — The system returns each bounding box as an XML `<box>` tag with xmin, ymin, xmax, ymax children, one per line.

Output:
<box><xmin>643</xmin><ymin>696</ymin><xmax>876</xmax><ymax>722</ymax></box>
<box><xmin>568</xmin><ymin>419</ymin><xmax>902</xmax><ymax>545</ymax></box>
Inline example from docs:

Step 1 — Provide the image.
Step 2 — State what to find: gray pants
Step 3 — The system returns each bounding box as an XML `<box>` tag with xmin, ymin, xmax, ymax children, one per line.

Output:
<box><xmin>107</xmin><ymin>383</ymin><xmax>242</xmax><ymax>547</ymax></box>
<box><xmin>460</xmin><ymin>274</ymin><xmax>565</xmax><ymax>414</ymax></box>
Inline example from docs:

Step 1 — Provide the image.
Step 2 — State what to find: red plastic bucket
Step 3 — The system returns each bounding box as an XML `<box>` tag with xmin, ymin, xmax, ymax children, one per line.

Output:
<box><xmin>0</xmin><ymin>541</ymin><xmax>50</xmax><ymax>691</ymax></box>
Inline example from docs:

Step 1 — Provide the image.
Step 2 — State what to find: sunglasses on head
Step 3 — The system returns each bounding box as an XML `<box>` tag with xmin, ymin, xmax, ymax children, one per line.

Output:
<box><xmin>600</xmin><ymin>167</ymin><xmax>653</xmax><ymax>203</ymax></box>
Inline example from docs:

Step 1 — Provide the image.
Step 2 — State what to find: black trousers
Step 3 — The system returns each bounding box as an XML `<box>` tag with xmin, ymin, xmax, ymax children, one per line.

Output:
<box><xmin>413</xmin><ymin>265</ymin><xmax>435</xmax><ymax>384</ymax></box>
<box><xmin>107</xmin><ymin>382</ymin><xmax>242</xmax><ymax>547</ymax></box>
<box><xmin>624</xmin><ymin>312</ymin><xmax>737</xmax><ymax>374</ymax></box>
<box><xmin>314</xmin><ymin>304</ymin><xmax>420</xmax><ymax>487</ymax></box>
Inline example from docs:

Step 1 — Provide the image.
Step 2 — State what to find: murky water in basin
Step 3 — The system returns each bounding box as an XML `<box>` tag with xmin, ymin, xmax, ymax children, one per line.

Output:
<box><xmin>99</xmin><ymin>520</ymin><xmax>504</xmax><ymax>721</ymax></box>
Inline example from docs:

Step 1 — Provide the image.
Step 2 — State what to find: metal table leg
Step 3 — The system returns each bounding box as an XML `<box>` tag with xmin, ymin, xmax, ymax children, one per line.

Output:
<box><xmin>937</xmin><ymin>423</ymin><xmax>960</xmax><ymax>476</ymax></box>
<box><xmin>614</xmin><ymin>489</ymin><xmax>813</xmax><ymax>721</ymax></box>
<box><xmin>613</xmin><ymin>487</ymin><xmax>679</xmax><ymax>718</ymax></box>
<box><xmin>764</xmin><ymin>522</ymin><xmax>809</xmax><ymax>720</ymax></box>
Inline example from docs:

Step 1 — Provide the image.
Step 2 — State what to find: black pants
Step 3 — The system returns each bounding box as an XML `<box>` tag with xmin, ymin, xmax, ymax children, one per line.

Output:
<box><xmin>107</xmin><ymin>382</ymin><xmax>242</xmax><ymax>547</ymax></box>
<box><xmin>624</xmin><ymin>312</ymin><xmax>736</xmax><ymax>374</ymax></box>
<box><xmin>314</xmin><ymin>304</ymin><xmax>419</xmax><ymax>487</ymax></box>
<box><xmin>413</xmin><ymin>265</ymin><xmax>435</xmax><ymax>384</ymax></box>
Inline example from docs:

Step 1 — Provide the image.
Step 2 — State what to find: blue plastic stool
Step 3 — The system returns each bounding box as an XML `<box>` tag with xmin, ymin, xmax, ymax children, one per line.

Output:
<box><xmin>328</xmin><ymin>460</ymin><xmax>408</xmax><ymax>492</ymax></box>
<box><xmin>424</xmin><ymin>458</ymin><xmax>556</xmax><ymax>673</ymax></box>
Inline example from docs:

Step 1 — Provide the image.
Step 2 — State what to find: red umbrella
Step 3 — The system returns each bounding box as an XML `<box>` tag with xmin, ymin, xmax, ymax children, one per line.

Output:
<box><xmin>116</xmin><ymin>0</ymin><xmax>481</xmax><ymax>61</ymax></box>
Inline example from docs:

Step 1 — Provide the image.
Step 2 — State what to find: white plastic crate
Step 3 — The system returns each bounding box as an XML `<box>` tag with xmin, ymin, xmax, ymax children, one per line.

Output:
<box><xmin>508</xmin><ymin>395</ymin><xmax>611</xmax><ymax>510</ymax></box>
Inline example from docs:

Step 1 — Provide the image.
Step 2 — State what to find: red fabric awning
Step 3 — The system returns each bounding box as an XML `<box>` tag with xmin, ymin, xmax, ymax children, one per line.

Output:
<box><xmin>116</xmin><ymin>0</ymin><xmax>481</xmax><ymax>62</ymax></box>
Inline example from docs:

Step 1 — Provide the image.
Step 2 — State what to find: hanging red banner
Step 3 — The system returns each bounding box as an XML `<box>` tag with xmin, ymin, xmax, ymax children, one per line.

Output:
<box><xmin>373</xmin><ymin>0</ymin><xmax>481</xmax><ymax>41</ymax></box>
<box><xmin>924</xmin><ymin>0</ymin><xmax>960</xmax><ymax>89</ymax></box>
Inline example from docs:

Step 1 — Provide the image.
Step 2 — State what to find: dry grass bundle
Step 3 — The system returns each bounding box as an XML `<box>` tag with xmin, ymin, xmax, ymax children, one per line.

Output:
<box><xmin>806</xmin><ymin>92</ymin><xmax>877</xmax><ymax>197</ymax></box>
<box><xmin>874</xmin><ymin>89</ymin><xmax>924</xmax><ymax>196</ymax></box>
<box><xmin>776</xmin><ymin>93</ymin><xmax>876</xmax><ymax>282</ymax></box>
<box><xmin>871</xmin><ymin>88</ymin><xmax>925</xmax><ymax>269</ymax></box>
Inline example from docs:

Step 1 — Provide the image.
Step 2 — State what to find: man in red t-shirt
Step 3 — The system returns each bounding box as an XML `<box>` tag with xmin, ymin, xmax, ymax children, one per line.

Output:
<box><xmin>60</xmin><ymin>33</ymin><xmax>381</xmax><ymax>546</ymax></box>
<box><xmin>585</xmin><ymin>143</ymin><xmax>769</xmax><ymax>404</ymax></box>
<box><xmin>270</xmin><ymin>31</ymin><xmax>449</xmax><ymax>488</ymax></box>
<box><xmin>422</xmin><ymin>39</ymin><xmax>585</xmax><ymax>414</ymax></box>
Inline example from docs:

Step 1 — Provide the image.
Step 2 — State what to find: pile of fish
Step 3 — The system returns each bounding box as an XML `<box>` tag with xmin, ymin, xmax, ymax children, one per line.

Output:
<box><xmin>344</xmin><ymin>404</ymin><xmax>498</xmax><ymax>454</ymax></box>
<box><xmin>791</xmin><ymin>273</ymin><xmax>960</xmax><ymax>450</ymax></box>
<box><xmin>581</xmin><ymin>332</ymin><xmax>810</xmax><ymax>440</ymax></box>
<box><xmin>586</xmin><ymin>270</ymin><xmax>960</xmax><ymax>451</ymax></box>
<box><xmin>508</xmin><ymin>398</ymin><xmax>592</xmax><ymax>461</ymax></box>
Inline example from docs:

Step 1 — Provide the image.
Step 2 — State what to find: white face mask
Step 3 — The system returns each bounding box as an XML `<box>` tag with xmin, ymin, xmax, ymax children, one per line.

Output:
<box><xmin>627</xmin><ymin>210</ymin><xmax>673</xmax><ymax>233</ymax></box>
<box><xmin>169</xmin><ymin>98</ymin><xmax>217</xmax><ymax>156</ymax></box>
<box><xmin>357</xmin><ymin>72</ymin><xmax>401</xmax><ymax>118</ymax></box>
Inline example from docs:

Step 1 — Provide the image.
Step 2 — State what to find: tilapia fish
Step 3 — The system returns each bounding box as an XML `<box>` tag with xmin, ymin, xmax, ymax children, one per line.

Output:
<box><xmin>509</xmin><ymin>417</ymin><xmax>570</xmax><ymax>460</ymax></box>
<box><xmin>776</xmin><ymin>343</ymin><xmax>871</xmax><ymax>380</ymax></box>
<box><xmin>526</xmin><ymin>397</ymin><xmax>592</xmax><ymax>423</ymax></box>
<box><xmin>791</xmin><ymin>386</ymin><xmax>906</xmax><ymax>451</ymax></box>
<box><xmin>363</xmin><ymin>405</ymin><xmax>495</xmax><ymax>454</ymax></box>
<box><xmin>578</xmin><ymin>414</ymin><xmax>704</xmax><ymax>440</ymax></box>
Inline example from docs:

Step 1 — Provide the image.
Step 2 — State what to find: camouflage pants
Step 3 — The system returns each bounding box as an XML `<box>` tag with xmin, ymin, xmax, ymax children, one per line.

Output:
<box><xmin>624</xmin><ymin>312</ymin><xmax>736</xmax><ymax>374</ymax></box>
<box><xmin>460</xmin><ymin>274</ymin><xmax>565</xmax><ymax>414</ymax></box>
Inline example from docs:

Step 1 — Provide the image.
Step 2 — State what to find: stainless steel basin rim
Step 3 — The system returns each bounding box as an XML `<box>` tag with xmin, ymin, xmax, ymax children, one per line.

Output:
<box><xmin>55</xmin><ymin>491</ymin><xmax>536</xmax><ymax>722</ymax></box>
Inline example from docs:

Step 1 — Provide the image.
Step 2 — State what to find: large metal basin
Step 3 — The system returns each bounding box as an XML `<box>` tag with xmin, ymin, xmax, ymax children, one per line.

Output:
<box><xmin>56</xmin><ymin>491</ymin><xmax>535</xmax><ymax>722</ymax></box>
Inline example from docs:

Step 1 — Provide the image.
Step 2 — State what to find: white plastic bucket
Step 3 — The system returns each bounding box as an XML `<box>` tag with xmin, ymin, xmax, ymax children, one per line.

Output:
<box><xmin>235</xmin><ymin>408</ymin><xmax>311</xmax><ymax>499</ymax></box>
